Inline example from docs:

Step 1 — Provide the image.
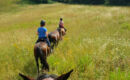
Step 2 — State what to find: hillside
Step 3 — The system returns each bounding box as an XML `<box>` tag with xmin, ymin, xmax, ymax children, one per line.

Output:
<box><xmin>0</xmin><ymin>3</ymin><xmax>130</xmax><ymax>80</ymax></box>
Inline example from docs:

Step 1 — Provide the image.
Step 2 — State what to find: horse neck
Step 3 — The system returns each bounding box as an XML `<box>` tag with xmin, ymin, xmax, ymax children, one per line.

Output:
<box><xmin>56</xmin><ymin>29</ymin><xmax>61</xmax><ymax>34</ymax></box>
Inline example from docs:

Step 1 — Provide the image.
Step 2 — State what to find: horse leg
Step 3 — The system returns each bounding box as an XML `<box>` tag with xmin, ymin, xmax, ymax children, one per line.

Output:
<box><xmin>35</xmin><ymin>56</ymin><xmax>39</xmax><ymax>75</ymax></box>
<box><xmin>60</xmin><ymin>32</ymin><xmax>63</xmax><ymax>40</ymax></box>
<box><xmin>51</xmin><ymin>43</ymin><xmax>55</xmax><ymax>51</ymax></box>
<box><xmin>54</xmin><ymin>38</ymin><xmax>59</xmax><ymax>47</ymax></box>
<box><xmin>56</xmin><ymin>40</ymin><xmax>59</xmax><ymax>46</ymax></box>
<box><xmin>40</xmin><ymin>55</ymin><xmax>49</xmax><ymax>71</ymax></box>
<box><xmin>54</xmin><ymin>42</ymin><xmax>56</xmax><ymax>47</ymax></box>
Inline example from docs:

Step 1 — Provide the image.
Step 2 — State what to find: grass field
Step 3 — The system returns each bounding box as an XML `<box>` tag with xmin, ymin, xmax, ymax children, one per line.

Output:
<box><xmin>0</xmin><ymin>3</ymin><xmax>130</xmax><ymax>80</ymax></box>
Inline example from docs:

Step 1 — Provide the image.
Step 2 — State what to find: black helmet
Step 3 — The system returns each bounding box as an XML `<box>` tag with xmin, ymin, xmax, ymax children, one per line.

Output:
<box><xmin>60</xmin><ymin>18</ymin><xmax>63</xmax><ymax>21</ymax></box>
<box><xmin>40</xmin><ymin>20</ymin><xmax>45</xmax><ymax>26</ymax></box>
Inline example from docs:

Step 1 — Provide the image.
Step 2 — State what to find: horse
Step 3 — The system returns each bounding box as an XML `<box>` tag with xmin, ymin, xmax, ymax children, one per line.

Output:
<box><xmin>48</xmin><ymin>28</ymin><xmax>66</xmax><ymax>48</ymax></box>
<box><xmin>34</xmin><ymin>41</ymin><xmax>51</xmax><ymax>75</ymax></box>
<box><xmin>19</xmin><ymin>69</ymin><xmax>73</xmax><ymax>80</ymax></box>
<box><xmin>59</xmin><ymin>28</ymin><xmax>66</xmax><ymax>37</ymax></box>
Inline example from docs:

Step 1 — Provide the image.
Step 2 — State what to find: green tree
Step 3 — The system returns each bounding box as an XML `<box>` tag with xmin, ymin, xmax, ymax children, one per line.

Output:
<box><xmin>105</xmin><ymin>0</ymin><xmax>129</xmax><ymax>5</ymax></box>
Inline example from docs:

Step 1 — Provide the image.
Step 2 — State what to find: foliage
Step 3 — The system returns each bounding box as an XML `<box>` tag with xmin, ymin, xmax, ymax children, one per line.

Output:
<box><xmin>105</xmin><ymin>0</ymin><xmax>130</xmax><ymax>5</ymax></box>
<box><xmin>0</xmin><ymin>0</ymin><xmax>130</xmax><ymax>5</ymax></box>
<box><xmin>26</xmin><ymin>0</ymin><xmax>48</xmax><ymax>3</ymax></box>
<box><xmin>21</xmin><ymin>0</ymin><xmax>54</xmax><ymax>4</ymax></box>
<box><xmin>53</xmin><ymin>0</ymin><xmax>105</xmax><ymax>4</ymax></box>
<box><xmin>53</xmin><ymin>0</ymin><xmax>130</xmax><ymax>5</ymax></box>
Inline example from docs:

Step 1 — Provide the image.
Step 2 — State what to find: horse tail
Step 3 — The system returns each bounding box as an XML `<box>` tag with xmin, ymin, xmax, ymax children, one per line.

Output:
<box><xmin>35</xmin><ymin>47</ymin><xmax>40</xmax><ymax>75</ymax></box>
<box><xmin>36</xmin><ymin>47</ymin><xmax>49</xmax><ymax>71</ymax></box>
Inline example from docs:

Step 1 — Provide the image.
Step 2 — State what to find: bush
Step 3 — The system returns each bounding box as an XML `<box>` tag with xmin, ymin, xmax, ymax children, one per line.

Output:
<box><xmin>53</xmin><ymin>0</ymin><xmax>105</xmax><ymax>4</ymax></box>
<box><xmin>21</xmin><ymin>0</ymin><xmax>52</xmax><ymax>4</ymax></box>
<box><xmin>20</xmin><ymin>0</ymin><xmax>130</xmax><ymax>5</ymax></box>
<box><xmin>53</xmin><ymin>0</ymin><xmax>130</xmax><ymax>5</ymax></box>
<box><xmin>105</xmin><ymin>0</ymin><xmax>129</xmax><ymax>5</ymax></box>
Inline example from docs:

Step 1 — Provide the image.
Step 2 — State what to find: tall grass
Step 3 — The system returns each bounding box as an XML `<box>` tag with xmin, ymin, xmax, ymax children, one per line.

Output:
<box><xmin>0</xmin><ymin>0</ymin><xmax>19</xmax><ymax>12</ymax></box>
<box><xmin>0</xmin><ymin>3</ymin><xmax>130</xmax><ymax>80</ymax></box>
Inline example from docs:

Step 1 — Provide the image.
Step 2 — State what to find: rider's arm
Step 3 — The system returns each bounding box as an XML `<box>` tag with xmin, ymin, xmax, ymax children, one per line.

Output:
<box><xmin>37</xmin><ymin>32</ymin><xmax>39</xmax><ymax>35</ymax></box>
<box><xmin>45</xmin><ymin>28</ymin><xmax>48</xmax><ymax>38</ymax></box>
<box><xmin>37</xmin><ymin>28</ymin><xmax>39</xmax><ymax>35</ymax></box>
<box><xmin>61</xmin><ymin>21</ymin><xmax>64</xmax><ymax>27</ymax></box>
<box><xmin>46</xmin><ymin>32</ymin><xmax>48</xmax><ymax>38</ymax></box>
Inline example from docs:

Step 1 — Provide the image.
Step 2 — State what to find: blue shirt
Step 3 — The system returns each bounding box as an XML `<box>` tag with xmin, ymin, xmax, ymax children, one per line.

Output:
<box><xmin>37</xmin><ymin>27</ymin><xmax>47</xmax><ymax>38</ymax></box>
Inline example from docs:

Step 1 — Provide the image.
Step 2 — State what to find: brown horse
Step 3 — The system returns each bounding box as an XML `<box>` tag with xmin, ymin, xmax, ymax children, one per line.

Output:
<box><xmin>59</xmin><ymin>28</ymin><xmax>66</xmax><ymax>37</ymax></box>
<box><xmin>48</xmin><ymin>28</ymin><xmax>66</xmax><ymax>48</ymax></box>
<box><xmin>34</xmin><ymin>42</ymin><xmax>51</xmax><ymax>75</ymax></box>
<box><xmin>19</xmin><ymin>69</ymin><xmax>73</xmax><ymax>80</ymax></box>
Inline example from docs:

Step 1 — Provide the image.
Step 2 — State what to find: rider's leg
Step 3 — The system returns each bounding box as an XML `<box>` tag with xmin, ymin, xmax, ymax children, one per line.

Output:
<box><xmin>46</xmin><ymin>38</ymin><xmax>51</xmax><ymax>47</ymax></box>
<box><xmin>64</xmin><ymin>27</ymin><xmax>67</xmax><ymax>32</ymax></box>
<box><xmin>36</xmin><ymin>38</ymin><xmax>40</xmax><ymax>43</ymax></box>
<box><xmin>46</xmin><ymin>38</ymin><xmax>53</xmax><ymax>53</ymax></box>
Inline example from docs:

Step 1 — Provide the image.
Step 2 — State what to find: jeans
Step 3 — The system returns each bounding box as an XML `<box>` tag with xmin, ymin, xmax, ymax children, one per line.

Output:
<box><xmin>36</xmin><ymin>37</ymin><xmax>51</xmax><ymax>47</ymax></box>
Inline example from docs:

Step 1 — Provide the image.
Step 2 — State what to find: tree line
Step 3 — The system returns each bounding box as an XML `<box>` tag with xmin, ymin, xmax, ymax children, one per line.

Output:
<box><xmin>23</xmin><ymin>0</ymin><xmax>130</xmax><ymax>5</ymax></box>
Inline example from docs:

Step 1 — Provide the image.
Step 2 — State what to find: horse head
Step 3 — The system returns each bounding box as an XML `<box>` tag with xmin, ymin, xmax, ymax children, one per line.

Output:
<box><xmin>57</xmin><ymin>28</ymin><xmax>66</xmax><ymax>36</ymax></box>
<box><xmin>19</xmin><ymin>69</ymin><xmax>73</xmax><ymax>80</ymax></box>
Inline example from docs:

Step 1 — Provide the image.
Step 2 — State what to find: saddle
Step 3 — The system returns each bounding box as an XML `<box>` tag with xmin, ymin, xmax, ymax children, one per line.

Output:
<box><xmin>39</xmin><ymin>38</ymin><xmax>46</xmax><ymax>42</ymax></box>
<box><xmin>36</xmin><ymin>38</ymin><xmax>47</xmax><ymax>43</ymax></box>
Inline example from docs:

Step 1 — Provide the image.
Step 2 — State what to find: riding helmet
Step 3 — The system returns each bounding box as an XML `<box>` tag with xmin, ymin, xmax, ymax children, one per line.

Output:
<box><xmin>40</xmin><ymin>20</ymin><xmax>45</xmax><ymax>26</ymax></box>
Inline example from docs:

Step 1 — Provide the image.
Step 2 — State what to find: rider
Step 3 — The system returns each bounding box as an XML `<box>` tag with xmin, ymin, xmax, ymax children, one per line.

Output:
<box><xmin>59</xmin><ymin>18</ymin><xmax>67</xmax><ymax>31</ymax></box>
<box><xmin>36</xmin><ymin>20</ymin><xmax>51</xmax><ymax>48</ymax></box>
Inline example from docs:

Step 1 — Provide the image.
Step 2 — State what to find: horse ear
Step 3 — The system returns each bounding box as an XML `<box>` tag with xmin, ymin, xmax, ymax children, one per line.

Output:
<box><xmin>19</xmin><ymin>73</ymin><xmax>34</xmax><ymax>80</ymax></box>
<box><xmin>56</xmin><ymin>69</ymin><xmax>73</xmax><ymax>80</ymax></box>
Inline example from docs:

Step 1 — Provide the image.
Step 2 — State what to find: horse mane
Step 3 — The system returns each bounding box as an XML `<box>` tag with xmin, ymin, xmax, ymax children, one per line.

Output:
<box><xmin>37</xmin><ymin>73</ymin><xmax>57</xmax><ymax>80</ymax></box>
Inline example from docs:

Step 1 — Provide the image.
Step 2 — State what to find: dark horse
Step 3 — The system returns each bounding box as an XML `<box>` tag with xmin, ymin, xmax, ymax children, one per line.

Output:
<box><xmin>34</xmin><ymin>42</ymin><xmax>51</xmax><ymax>75</ymax></box>
<box><xmin>48</xmin><ymin>28</ymin><xmax>66</xmax><ymax>48</ymax></box>
<box><xmin>19</xmin><ymin>69</ymin><xmax>73</xmax><ymax>80</ymax></box>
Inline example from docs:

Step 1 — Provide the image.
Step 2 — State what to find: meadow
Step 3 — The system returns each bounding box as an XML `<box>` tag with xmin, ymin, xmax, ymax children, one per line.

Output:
<box><xmin>0</xmin><ymin>2</ymin><xmax>130</xmax><ymax>80</ymax></box>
